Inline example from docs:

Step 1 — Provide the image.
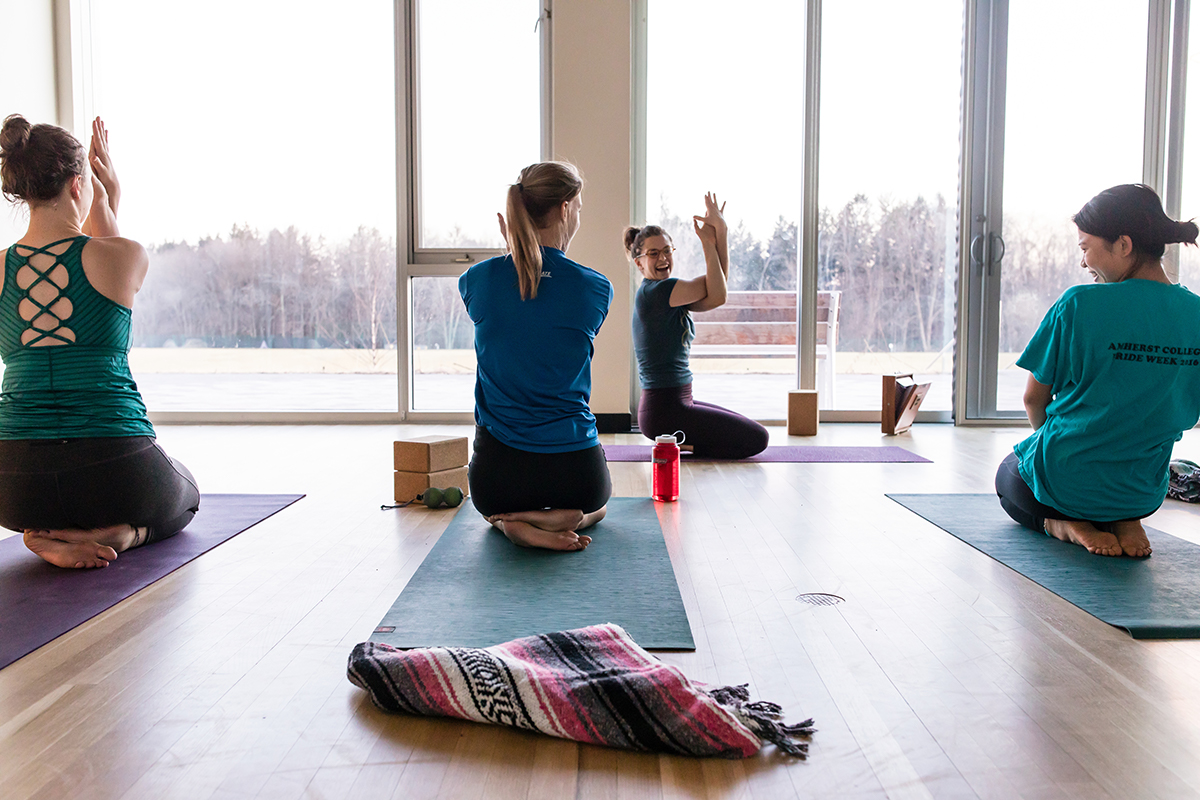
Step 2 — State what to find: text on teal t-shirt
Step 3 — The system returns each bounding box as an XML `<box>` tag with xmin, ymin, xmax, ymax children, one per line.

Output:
<box><xmin>1014</xmin><ymin>280</ymin><xmax>1200</xmax><ymax>520</ymax></box>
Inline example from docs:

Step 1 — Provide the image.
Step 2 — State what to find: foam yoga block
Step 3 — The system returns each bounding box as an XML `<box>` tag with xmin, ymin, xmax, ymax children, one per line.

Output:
<box><xmin>394</xmin><ymin>436</ymin><xmax>469</xmax><ymax>473</ymax></box>
<box><xmin>394</xmin><ymin>466</ymin><xmax>469</xmax><ymax>503</ymax></box>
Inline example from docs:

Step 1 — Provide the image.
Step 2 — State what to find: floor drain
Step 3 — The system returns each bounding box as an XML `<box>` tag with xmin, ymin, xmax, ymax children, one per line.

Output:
<box><xmin>795</xmin><ymin>592</ymin><xmax>844</xmax><ymax>607</ymax></box>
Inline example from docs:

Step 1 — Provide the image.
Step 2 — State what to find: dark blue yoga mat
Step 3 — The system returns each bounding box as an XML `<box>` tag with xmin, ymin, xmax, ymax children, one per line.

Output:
<box><xmin>372</xmin><ymin>497</ymin><xmax>695</xmax><ymax>650</ymax></box>
<box><xmin>0</xmin><ymin>493</ymin><xmax>304</xmax><ymax>670</ymax></box>
<box><xmin>887</xmin><ymin>493</ymin><xmax>1200</xmax><ymax>639</ymax></box>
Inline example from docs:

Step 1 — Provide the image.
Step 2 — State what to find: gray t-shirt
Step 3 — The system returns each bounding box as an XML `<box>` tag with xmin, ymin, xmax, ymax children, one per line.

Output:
<box><xmin>632</xmin><ymin>278</ymin><xmax>694</xmax><ymax>389</ymax></box>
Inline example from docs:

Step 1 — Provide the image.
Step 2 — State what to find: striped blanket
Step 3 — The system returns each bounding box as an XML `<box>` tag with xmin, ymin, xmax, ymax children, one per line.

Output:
<box><xmin>347</xmin><ymin>623</ymin><xmax>814</xmax><ymax>758</ymax></box>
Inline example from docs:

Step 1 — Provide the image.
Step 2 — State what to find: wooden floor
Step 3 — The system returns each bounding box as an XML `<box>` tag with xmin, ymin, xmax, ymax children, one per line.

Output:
<box><xmin>2</xmin><ymin>423</ymin><xmax>1200</xmax><ymax>800</ymax></box>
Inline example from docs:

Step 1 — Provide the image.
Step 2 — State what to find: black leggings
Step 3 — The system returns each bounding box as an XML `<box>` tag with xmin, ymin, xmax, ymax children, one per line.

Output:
<box><xmin>638</xmin><ymin>383</ymin><xmax>769</xmax><ymax>459</ymax></box>
<box><xmin>0</xmin><ymin>436</ymin><xmax>201</xmax><ymax>543</ymax></box>
<box><xmin>468</xmin><ymin>426</ymin><xmax>611</xmax><ymax>517</ymax></box>
<box><xmin>994</xmin><ymin>452</ymin><xmax>1157</xmax><ymax>532</ymax></box>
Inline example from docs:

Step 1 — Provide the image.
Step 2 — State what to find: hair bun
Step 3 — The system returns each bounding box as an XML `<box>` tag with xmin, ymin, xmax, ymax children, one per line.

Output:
<box><xmin>1173</xmin><ymin>219</ymin><xmax>1200</xmax><ymax>246</ymax></box>
<box><xmin>0</xmin><ymin>115</ymin><xmax>32</xmax><ymax>155</ymax></box>
<box><xmin>623</xmin><ymin>226</ymin><xmax>643</xmax><ymax>254</ymax></box>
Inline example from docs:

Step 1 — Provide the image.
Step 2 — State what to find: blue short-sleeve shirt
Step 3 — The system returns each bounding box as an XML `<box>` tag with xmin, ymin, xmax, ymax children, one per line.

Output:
<box><xmin>1014</xmin><ymin>280</ymin><xmax>1200</xmax><ymax>520</ymax></box>
<box><xmin>459</xmin><ymin>247</ymin><xmax>613</xmax><ymax>453</ymax></box>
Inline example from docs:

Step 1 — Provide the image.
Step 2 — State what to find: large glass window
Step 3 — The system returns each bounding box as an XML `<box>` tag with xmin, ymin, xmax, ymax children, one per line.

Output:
<box><xmin>1178</xmin><ymin>3</ymin><xmax>1200</xmax><ymax>293</ymax></box>
<box><xmin>90</xmin><ymin>0</ymin><xmax>397</xmax><ymax>412</ymax></box>
<box><xmin>414</xmin><ymin>0</ymin><xmax>540</xmax><ymax>252</ymax></box>
<box><xmin>817</xmin><ymin>0</ymin><xmax>962</xmax><ymax>412</ymax></box>
<box><xmin>407</xmin><ymin>0</ymin><xmax>540</xmax><ymax>413</ymax></box>
<box><xmin>646</xmin><ymin>0</ymin><xmax>804</xmax><ymax>420</ymax></box>
<box><xmin>993</xmin><ymin>1</ymin><xmax>1147</xmax><ymax>411</ymax></box>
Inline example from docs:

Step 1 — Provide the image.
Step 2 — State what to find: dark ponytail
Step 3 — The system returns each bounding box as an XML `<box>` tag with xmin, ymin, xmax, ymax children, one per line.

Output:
<box><xmin>0</xmin><ymin>114</ymin><xmax>86</xmax><ymax>205</ymax></box>
<box><xmin>1073</xmin><ymin>184</ymin><xmax>1198</xmax><ymax>259</ymax></box>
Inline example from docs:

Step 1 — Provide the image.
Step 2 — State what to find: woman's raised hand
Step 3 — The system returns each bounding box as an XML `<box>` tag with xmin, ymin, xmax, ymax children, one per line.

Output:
<box><xmin>692</xmin><ymin>192</ymin><xmax>727</xmax><ymax>245</ymax></box>
<box><xmin>88</xmin><ymin>117</ymin><xmax>120</xmax><ymax>215</ymax></box>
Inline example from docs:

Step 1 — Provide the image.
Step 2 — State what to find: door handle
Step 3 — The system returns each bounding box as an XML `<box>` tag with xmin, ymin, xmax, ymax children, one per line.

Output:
<box><xmin>988</xmin><ymin>233</ymin><xmax>1005</xmax><ymax>275</ymax></box>
<box><xmin>970</xmin><ymin>234</ymin><xmax>986</xmax><ymax>267</ymax></box>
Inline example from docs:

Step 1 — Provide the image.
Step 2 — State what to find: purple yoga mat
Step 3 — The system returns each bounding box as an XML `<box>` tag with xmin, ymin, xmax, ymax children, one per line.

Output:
<box><xmin>0</xmin><ymin>493</ymin><xmax>303</xmax><ymax>671</ymax></box>
<box><xmin>602</xmin><ymin>444</ymin><xmax>931</xmax><ymax>463</ymax></box>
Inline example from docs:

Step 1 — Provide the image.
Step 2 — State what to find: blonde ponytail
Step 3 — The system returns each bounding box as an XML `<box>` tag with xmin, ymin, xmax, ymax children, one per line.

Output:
<box><xmin>503</xmin><ymin>161</ymin><xmax>583</xmax><ymax>300</ymax></box>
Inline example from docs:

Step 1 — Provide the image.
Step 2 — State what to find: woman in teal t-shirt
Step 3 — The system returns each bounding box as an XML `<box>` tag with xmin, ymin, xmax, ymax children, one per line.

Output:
<box><xmin>0</xmin><ymin>115</ymin><xmax>199</xmax><ymax>569</ymax></box>
<box><xmin>995</xmin><ymin>184</ymin><xmax>1200</xmax><ymax>557</ymax></box>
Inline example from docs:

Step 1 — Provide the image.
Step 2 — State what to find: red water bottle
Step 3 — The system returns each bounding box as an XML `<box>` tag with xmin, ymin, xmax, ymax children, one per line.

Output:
<box><xmin>652</xmin><ymin>433</ymin><xmax>681</xmax><ymax>502</ymax></box>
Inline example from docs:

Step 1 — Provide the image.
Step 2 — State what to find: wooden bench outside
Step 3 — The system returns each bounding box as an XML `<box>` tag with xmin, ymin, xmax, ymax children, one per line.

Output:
<box><xmin>691</xmin><ymin>290</ymin><xmax>842</xmax><ymax>404</ymax></box>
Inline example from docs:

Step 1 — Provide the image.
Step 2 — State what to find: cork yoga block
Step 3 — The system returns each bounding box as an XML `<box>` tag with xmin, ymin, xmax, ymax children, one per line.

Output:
<box><xmin>394</xmin><ymin>466</ymin><xmax>470</xmax><ymax>504</ymax></box>
<box><xmin>394</xmin><ymin>436</ymin><xmax>469</xmax><ymax>474</ymax></box>
<box><xmin>787</xmin><ymin>390</ymin><xmax>819</xmax><ymax>436</ymax></box>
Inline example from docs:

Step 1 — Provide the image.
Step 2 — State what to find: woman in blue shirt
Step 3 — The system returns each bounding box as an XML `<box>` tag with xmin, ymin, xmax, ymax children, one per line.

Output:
<box><xmin>459</xmin><ymin>162</ymin><xmax>613</xmax><ymax>552</ymax></box>
<box><xmin>995</xmin><ymin>184</ymin><xmax>1200</xmax><ymax>557</ymax></box>
<box><xmin>627</xmin><ymin>195</ymin><xmax>768</xmax><ymax>459</ymax></box>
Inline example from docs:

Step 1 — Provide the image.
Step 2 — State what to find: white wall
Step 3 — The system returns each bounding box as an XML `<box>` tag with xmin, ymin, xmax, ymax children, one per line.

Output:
<box><xmin>551</xmin><ymin>0</ymin><xmax>633</xmax><ymax>416</ymax></box>
<box><xmin>0</xmin><ymin>0</ymin><xmax>58</xmax><ymax>245</ymax></box>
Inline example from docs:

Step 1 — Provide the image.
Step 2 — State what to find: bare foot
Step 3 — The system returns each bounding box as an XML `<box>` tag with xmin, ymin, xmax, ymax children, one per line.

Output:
<box><xmin>488</xmin><ymin>508</ymin><xmax>584</xmax><ymax>531</ymax></box>
<box><xmin>27</xmin><ymin>524</ymin><xmax>141</xmax><ymax>552</ymax></box>
<box><xmin>1112</xmin><ymin>520</ymin><xmax>1152</xmax><ymax>558</ymax></box>
<box><xmin>23</xmin><ymin>531</ymin><xmax>117</xmax><ymax>569</ymax></box>
<box><xmin>491</xmin><ymin>519</ymin><xmax>591</xmax><ymax>552</ymax></box>
<box><xmin>1043</xmin><ymin>518</ymin><xmax>1123</xmax><ymax>557</ymax></box>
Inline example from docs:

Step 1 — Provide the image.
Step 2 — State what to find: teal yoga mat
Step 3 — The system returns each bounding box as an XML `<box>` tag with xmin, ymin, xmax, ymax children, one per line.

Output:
<box><xmin>372</xmin><ymin>497</ymin><xmax>695</xmax><ymax>650</ymax></box>
<box><xmin>887</xmin><ymin>493</ymin><xmax>1200</xmax><ymax>639</ymax></box>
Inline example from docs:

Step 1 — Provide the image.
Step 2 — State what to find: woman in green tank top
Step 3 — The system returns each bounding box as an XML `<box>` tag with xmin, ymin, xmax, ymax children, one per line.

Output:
<box><xmin>0</xmin><ymin>115</ymin><xmax>200</xmax><ymax>568</ymax></box>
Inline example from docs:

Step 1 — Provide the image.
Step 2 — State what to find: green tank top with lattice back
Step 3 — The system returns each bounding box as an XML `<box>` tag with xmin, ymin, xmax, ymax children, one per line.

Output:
<box><xmin>0</xmin><ymin>236</ymin><xmax>154</xmax><ymax>439</ymax></box>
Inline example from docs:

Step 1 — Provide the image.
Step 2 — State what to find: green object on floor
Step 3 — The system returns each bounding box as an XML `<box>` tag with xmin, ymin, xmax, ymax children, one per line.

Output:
<box><xmin>421</xmin><ymin>487</ymin><xmax>444</xmax><ymax>508</ymax></box>
<box><xmin>442</xmin><ymin>486</ymin><xmax>464</xmax><ymax>507</ymax></box>
<box><xmin>887</xmin><ymin>493</ymin><xmax>1200</xmax><ymax>639</ymax></box>
<box><xmin>371</xmin><ymin>497</ymin><xmax>695</xmax><ymax>650</ymax></box>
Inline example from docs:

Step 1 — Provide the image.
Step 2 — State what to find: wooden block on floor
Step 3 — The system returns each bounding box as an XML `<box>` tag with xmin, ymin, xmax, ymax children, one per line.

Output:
<box><xmin>394</xmin><ymin>466</ymin><xmax>469</xmax><ymax>503</ymax></box>
<box><xmin>788</xmin><ymin>390</ymin><xmax>819</xmax><ymax>436</ymax></box>
<box><xmin>394</xmin><ymin>436</ymin><xmax>469</xmax><ymax>473</ymax></box>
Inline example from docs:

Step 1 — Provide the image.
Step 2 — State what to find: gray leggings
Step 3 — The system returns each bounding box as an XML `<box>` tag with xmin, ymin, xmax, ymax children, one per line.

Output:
<box><xmin>0</xmin><ymin>436</ymin><xmax>200</xmax><ymax>542</ymax></box>
<box><xmin>994</xmin><ymin>452</ymin><xmax>1157</xmax><ymax>532</ymax></box>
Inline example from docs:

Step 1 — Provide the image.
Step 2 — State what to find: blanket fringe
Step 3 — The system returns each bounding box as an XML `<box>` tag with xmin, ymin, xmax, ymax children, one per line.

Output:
<box><xmin>707</xmin><ymin>683</ymin><xmax>816</xmax><ymax>758</ymax></box>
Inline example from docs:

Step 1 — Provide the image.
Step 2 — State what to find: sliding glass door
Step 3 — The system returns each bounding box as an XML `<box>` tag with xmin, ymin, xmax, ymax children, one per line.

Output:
<box><xmin>963</xmin><ymin>0</ymin><xmax>1150</xmax><ymax>418</ymax></box>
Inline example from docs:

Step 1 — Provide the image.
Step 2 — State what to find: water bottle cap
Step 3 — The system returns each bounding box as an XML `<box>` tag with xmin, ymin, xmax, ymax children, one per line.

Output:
<box><xmin>655</xmin><ymin>434</ymin><xmax>678</xmax><ymax>444</ymax></box>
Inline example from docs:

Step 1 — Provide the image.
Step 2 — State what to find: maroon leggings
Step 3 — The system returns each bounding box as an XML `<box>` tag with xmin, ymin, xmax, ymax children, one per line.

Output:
<box><xmin>638</xmin><ymin>383</ymin><xmax>769</xmax><ymax>460</ymax></box>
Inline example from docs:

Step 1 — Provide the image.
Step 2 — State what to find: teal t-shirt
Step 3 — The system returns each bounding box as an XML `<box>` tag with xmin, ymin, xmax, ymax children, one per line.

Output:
<box><xmin>1014</xmin><ymin>280</ymin><xmax>1200</xmax><ymax>520</ymax></box>
<box><xmin>633</xmin><ymin>278</ymin><xmax>694</xmax><ymax>389</ymax></box>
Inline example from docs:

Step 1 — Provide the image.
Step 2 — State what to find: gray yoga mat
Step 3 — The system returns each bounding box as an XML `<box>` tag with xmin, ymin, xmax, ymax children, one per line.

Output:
<box><xmin>887</xmin><ymin>493</ymin><xmax>1200</xmax><ymax>639</ymax></box>
<box><xmin>372</xmin><ymin>497</ymin><xmax>695</xmax><ymax>650</ymax></box>
<box><xmin>0</xmin><ymin>493</ymin><xmax>305</xmax><ymax>670</ymax></box>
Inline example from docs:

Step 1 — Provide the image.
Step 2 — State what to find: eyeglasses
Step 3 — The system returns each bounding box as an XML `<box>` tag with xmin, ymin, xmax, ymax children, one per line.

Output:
<box><xmin>637</xmin><ymin>246</ymin><xmax>675</xmax><ymax>261</ymax></box>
